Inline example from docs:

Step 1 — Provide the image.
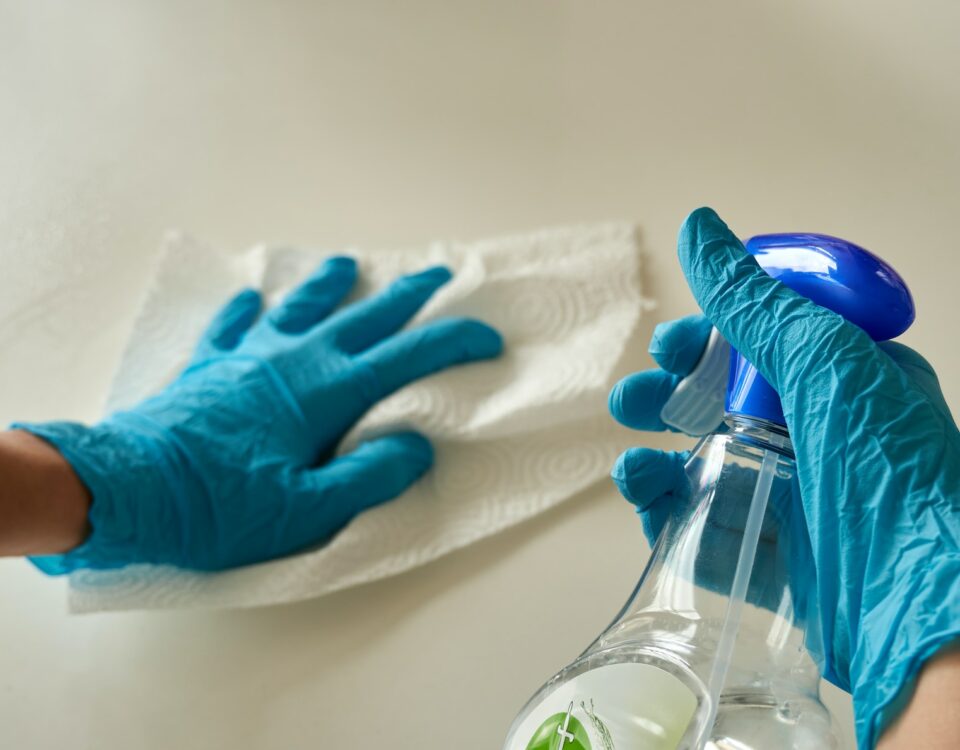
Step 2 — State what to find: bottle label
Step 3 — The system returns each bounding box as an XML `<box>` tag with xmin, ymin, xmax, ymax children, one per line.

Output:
<box><xmin>506</xmin><ymin>662</ymin><xmax>698</xmax><ymax>750</ymax></box>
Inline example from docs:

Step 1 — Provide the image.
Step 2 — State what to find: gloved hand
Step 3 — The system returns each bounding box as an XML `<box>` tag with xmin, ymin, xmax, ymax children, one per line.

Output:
<box><xmin>608</xmin><ymin>208</ymin><xmax>960</xmax><ymax>749</ymax></box>
<box><xmin>17</xmin><ymin>257</ymin><xmax>502</xmax><ymax>573</ymax></box>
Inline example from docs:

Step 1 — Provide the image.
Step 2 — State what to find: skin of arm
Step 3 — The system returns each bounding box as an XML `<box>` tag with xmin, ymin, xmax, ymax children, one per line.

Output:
<box><xmin>877</xmin><ymin>648</ymin><xmax>960</xmax><ymax>750</ymax></box>
<box><xmin>0</xmin><ymin>430</ymin><xmax>90</xmax><ymax>555</ymax></box>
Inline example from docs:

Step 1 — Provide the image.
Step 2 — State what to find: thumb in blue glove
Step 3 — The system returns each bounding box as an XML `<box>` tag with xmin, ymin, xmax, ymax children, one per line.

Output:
<box><xmin>610</xmin><ymin>208</ymin><xmax>960</xmax><ymax>749</ymax></box>
<box><xmin>17</xmin><ymin>257</ymin><xmax>503</xmax><ymax>573</ymax></box>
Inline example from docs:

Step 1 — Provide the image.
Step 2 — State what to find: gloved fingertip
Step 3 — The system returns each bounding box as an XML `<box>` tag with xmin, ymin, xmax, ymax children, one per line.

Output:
<box><xmin>323</xmin><ymin>255</ymin><xmax>357</xmax><ymax>272</ymax></box>
<box><xmin>318</xmin><ymin>256</ymin><xmax>358</xmax><ymax>283</ymax></box>
<box><xmin>649</xmin><ymin>315</ymin><xmax>712</xmax><ymax>375</ymax></box>
<box><xmin>408</xmin><ymin>265</ymin><xmax>453</xmax><ymax>287</ymax></box>
<box><xmin>608</xmin><ymin>378</ymin><xmax>628</xmax><ymax>423</ymax></box>
<box><xmin>415</xmin><ymin>317</ymin><xmax>504</xmax><ymax>364</ymax></box>
<box><xmin>459</xmin><ymin>319</ymin><xmax>504</xmax><ymax>359</ymax></box>
<box><xmin>676</xmin><ymin>206</ymin><xmax>744</xmax><ymax>283</ymax></box>
<box><xmin>306</xmin><ymin>431</ymin><xmax>436</xmax><ymax>523</ymax></box>
<box><xmin>613</xmin><ymin>452</ymin><xmax>678</xmax><ymax>546</ymax></box>
<box><xmin>234</xmin><ymin>287</ymin><xmax>264</xmax><ymax>306</ymax></box>
<box><xmin>607</xmin><ymin>370</ymin><xmax>678</xmax><ymax>430</ymax></box>
<box><xmin>610</xmin><ymin>451</ymin><xmax>636</xmax><ymax>502</ymax></box>
<box><xmin>675</xmin><ymin>207</ymin><xmax>767</xmax><ymax>342</ymax></box>
<box><xmin>207</xmin><ymin>288</ymin><xmax>263</xmax><ymax>348</ymax></box>
<box><xmin>608</xmin><ymin>376</ymin><xmax>655</xmax><ymax>428</ymax></box>
<box><xmin>222</xmin><ymin>288</ymin><xmax>262</xmax><ymax>319</ymax></box>
<box><xmin>369</xmin><ymin>431</ymin><xmax>435</xmax><ymax>470</ymax></box>
<box><xmin>678</xmin><ymin>206</ymin><xmax>728</xmax><ymax>251</ymax></box>
<box><xmin>612</xmin><ymin>447</ymin><xmax>687</xmax><ymax>511</ymax></box>
<box><xmin>611</xmin><ymin>448</ymin><xmax>657</xmax><ymax>508</ymax></box>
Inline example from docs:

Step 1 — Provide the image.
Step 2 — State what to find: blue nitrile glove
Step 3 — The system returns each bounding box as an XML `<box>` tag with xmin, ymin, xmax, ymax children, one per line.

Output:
<box><xmin>16</xmin><ymin>258</ymin><xmax>502</xmax><ymax>573</ymax></box>
<box><xmin>608</xmin><ymin>207</ymin><xmax>960</xmax><ymax>749</ymax></box>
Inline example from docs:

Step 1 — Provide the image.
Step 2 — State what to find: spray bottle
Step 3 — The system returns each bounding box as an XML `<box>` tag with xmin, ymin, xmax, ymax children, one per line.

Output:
<box><xmin>502</xmin><ymin>233</ymin><xmax>914</xmax><ymax>750</ymax></box>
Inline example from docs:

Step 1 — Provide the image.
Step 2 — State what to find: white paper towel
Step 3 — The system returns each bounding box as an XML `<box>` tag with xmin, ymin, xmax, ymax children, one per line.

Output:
<box><xmin>66</xmin><ymin>223</ymin><xmax>650</xmax><ymax>612</ymax></box>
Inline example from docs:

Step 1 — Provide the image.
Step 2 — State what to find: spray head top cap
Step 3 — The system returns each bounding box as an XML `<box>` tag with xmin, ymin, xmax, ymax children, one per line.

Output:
<box><xmin>726</xmin><ymin>233</ymin><xmax>916</xmax><ymax>426</ymax></box>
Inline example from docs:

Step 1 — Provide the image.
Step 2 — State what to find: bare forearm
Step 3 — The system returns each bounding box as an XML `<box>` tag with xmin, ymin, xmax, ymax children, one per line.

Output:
<box><xmin>878</xmin><ymin>648</ymin><xmax>960</xmax><ymax>750</ymax></box>
<box><xmin>0</xmin><ymin>430</ymin><xmax>90</xmax><ymax>556</ymax></box>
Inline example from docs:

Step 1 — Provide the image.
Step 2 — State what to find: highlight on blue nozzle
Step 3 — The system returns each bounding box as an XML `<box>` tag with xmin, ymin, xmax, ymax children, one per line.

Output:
<box><xmin>744</xmin><ymin>233</ymin><xmax>915</xmax><ymax>339</ymax></box>
<box><xmin>726</xmin><ymin>233</ymin><xmax>916</xmax><ymax>426</ymax></box>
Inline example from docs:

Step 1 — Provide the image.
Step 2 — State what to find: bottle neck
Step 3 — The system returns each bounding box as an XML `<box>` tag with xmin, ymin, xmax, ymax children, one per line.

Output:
<box><xmin>723</xmin><ymin>414</ymin><xmax>794</xmax><ymax>460</ymax></box>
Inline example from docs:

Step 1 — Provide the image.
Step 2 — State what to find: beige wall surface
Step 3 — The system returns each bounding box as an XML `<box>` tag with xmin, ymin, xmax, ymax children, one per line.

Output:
<box><xmin>1</xmin><ymin>2</ymin><xmax>958</xmax><ymax>748</ymax></box>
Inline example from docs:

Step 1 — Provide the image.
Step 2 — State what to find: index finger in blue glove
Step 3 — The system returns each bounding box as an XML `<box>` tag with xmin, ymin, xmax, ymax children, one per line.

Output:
<box><xmin>354</xmin><ymin>317</ymin><xmax>503</xmax><ymax>403</ymax></box>
<box><xmin>325</xmin><ymin>265</ymin><xmax>453</xmax><ymax>354</ymax></box>
<box><xmin>267</xmin><ymin>256</ymin><xmax>357</xmax><ymax>334</ymax></box>
<box><xmin>276</xmin><ymin>432</ymin><xmax>434</xmax><ymax>556</ymax></box>
<box><xmin>608</xmin><ymin>315</ymin><xmax>712</xmax><ymax>431</ymax></box>
<box><xmin>190</xmin><ymin>288</ymin><xmax>263</xmax><ymax>364</ymax></box>
<box><xmin>677</xmin><ymin>207</ymin><xmax>872</xmax><ymax>396</ymax></box>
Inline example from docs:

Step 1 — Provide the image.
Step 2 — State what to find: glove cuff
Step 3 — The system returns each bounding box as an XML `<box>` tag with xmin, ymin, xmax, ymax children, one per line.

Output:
<box><xmin>12</xmin><ymin>417</ymin><xmax>193</xmax><ymax>574</ymax></box>
<box><xmin>852</xmin><ymin>553</ymin><xmax>960</xmax><ymax>749</ymax></box>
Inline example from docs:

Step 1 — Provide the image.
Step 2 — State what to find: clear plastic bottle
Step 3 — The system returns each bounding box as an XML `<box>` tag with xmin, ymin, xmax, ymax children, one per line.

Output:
<box><xmin>503</xmin><ymin>416</ymin><xmax>840</xmax><ymax>749</ymax></box>
<box><xmin>503</xmin><ymin>233</ymin><xmax>915</xmax><ymax>750</ymax></box>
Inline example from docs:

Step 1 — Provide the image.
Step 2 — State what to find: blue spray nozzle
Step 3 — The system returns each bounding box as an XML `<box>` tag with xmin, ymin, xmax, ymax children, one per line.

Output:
<box><xmin>726</xmin><ymin>233</ymin><xmax>915</xmax><ymax>426</ymax></box>
<box><xmin>661</xmin><ymin>232</ymin><xmax>915</xmax><ymax>434</ymax></box>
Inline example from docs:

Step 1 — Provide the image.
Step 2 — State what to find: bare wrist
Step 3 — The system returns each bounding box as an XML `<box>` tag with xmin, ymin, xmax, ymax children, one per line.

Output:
<box><xmin>0</xmin><ymin>430</ymin><xmax>91</xmax><ymax>556</ymax></box>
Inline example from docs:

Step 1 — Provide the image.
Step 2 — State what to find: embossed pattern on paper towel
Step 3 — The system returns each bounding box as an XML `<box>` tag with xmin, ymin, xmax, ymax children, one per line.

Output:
<box><xmin>68</xmin><ymin>223</ymin><xmax>647</xmax><ymax>612</ymax></box>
